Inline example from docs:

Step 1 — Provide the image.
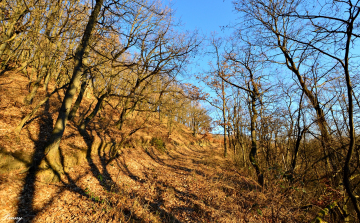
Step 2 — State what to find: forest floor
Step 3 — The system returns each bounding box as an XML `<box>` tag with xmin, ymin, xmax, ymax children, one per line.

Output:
<box><xmin>0</xmin><ymin>138</ymin><xmax>265</xmax><ymax>223</ymax></box>
<box><xmin>0</xmin><ymin>70</ymin><xmax>306</xmax><ymax>222</ymax></box>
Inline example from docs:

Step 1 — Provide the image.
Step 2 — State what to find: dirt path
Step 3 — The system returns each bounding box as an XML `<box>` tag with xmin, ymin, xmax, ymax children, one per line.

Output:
<box><xmin>0</xmin><ymin>143</ymin><xmax>263</xmax><ymax>223</ymax></box>
<box><xmin>0</xmin><ymin>72</ymin><xmax>266</xmax><ymax>222</ymax></box>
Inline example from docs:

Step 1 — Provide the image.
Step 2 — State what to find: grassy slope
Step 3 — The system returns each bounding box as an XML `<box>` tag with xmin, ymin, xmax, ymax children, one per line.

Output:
<box><xmin>0</xmin><ymin>71</ymin><xmax>313</xmax><ymax>222</ymax></box>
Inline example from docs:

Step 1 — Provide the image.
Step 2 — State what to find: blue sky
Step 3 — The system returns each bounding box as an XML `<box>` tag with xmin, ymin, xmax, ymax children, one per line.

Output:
<box><xmin>164</xmin><ymin>0</ymin><xmax>236</xmax><ymax>35</ymax></box>
<box><xmin>162</xmin><ymin>0</ymin><xmax>239</xmax><ymax>132</ymax></box>
<box><xmin>161</xmin><ymin>0</ymin><xmax>360</xmax><ymax>136</ymax></box>
<box><xmin>161</xmin><ymin>0</ymin><xmax>238</xmax><ymax>83</ymax></box>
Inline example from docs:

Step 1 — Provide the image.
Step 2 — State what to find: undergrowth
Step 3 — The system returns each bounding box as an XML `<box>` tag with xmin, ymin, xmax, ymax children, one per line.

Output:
<box><xmin>150</xmin><ymin>137</ymin><xmax>166</xmax><ymax>153</ymax></box>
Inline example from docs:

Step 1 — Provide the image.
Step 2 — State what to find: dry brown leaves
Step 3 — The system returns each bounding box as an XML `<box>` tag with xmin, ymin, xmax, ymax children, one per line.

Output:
<box><xmin>0</xmin><ymin>71</ymin><xmax>315</xmax><ymax>222</ymax></box>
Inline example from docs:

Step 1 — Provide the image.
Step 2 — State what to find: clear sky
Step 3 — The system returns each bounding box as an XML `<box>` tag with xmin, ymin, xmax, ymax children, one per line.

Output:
<box><xmin>163</xmin><ymin>0</ymin><xmax>237</xmax><ymax>35</ymax></box>
<box><xmin>161</xmin><ymin>0</ymin><xmax>238</xmax><ymax>82</ymax></box>
<box><xmin>161</xmin><ymin>0</ymin><xmax>239</xmax><ymax>133</ymax></box>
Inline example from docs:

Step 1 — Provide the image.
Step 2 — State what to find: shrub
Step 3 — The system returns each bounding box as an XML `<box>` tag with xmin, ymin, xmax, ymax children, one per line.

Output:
<box><xmin>150</xmin><ymin>137</ymin><xmax>166</xmax><ymax>153</ymax></box>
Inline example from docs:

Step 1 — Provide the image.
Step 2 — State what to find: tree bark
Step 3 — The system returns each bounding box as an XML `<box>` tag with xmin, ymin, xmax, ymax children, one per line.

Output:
<box><xmin>14</xmin><ymin>83</ymin><xmax>69</xmax><ymax>134</ymax></box>
<box><xmin>342</xmin><ymin>20</ymin><xmax>360</xmax><ymax>219</ymax></box>
<box><xmin>222</xmin><ymin>79</ymin><xmax>227</xmax><ymax>157</ymax></box>
<box><xmin>79</xmin><ymin>93</ymin><xmax>106</xmax><ymax>131</ymax></box>
<box><xmin>291</xmin><ymin>91</ymin><xmax>305</xmax><ymax>172</ymax></box>
<box><xmin>0</xmin><ymin>8</ymin><xmax>29</xmax><ymax>59</ymax></box>
<box><xmin>39</xmin><ymin>0</ymin><xmax>103</xmax><ymax>182</ymax></box>
<box><xmin>249</xmin><ymin>93</ymin><xmax>263</xmax><ymax>187</ymax></box>
<box><xmin>276</xmin><ymin>35</ymin><xmax>334</xmax><ymax>174</ymax></box>
<box><xmin>68</xmin><ymin>78</ymin><xmax>88</xmax><ymax>121</ymax></box>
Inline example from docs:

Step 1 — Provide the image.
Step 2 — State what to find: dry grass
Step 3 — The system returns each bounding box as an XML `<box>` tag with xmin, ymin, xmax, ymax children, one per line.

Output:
<box><xmin>0</xmin><ymin>70</ymin><xmax>322</xmax><ymax>222</ymax></box>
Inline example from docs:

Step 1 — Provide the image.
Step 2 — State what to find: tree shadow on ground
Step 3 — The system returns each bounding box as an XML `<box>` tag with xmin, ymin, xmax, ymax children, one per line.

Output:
<box><xmin>16</xmin><ymin>100</ymin><xmax>54</xmax><ymax>222</ymax></box>
<box><xmin>113</xmin><ymin>157</ymin><xmax>196</xmax><ymax>223</ymax></box>
<box><xmin>77</xmin><ymin>123</ymin><xmax>118</xmax><ymax>192</ymax></box>
<box><xmin>144</xmin><ymin>147</ymin><xmax>206</xmax><ymax>177</ymax></box>
<box><xmin>73</xmin><ymin>123</ymin><xmax>185</xmax><ymax>222</ymax></box>
<box><xmin>15</xmin><ymin>101</ymin><xmax>104</xmax><ymax>222</ymax></box>
<box><xmin>13</xmin><ymin>106</ymin><xmax>242</xmax><ymax>222</ymax></box>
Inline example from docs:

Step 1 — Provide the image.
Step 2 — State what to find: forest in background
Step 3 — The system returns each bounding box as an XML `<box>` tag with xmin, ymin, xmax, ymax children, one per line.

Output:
<box><xmin>1</xmin><ymin>0</ymin><xmax>360</xmax><ymax>222</ymax></box>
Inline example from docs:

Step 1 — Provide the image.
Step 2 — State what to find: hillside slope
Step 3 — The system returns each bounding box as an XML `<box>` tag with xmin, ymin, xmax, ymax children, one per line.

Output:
<box><xmin>0</xmin><ymin>70</ymin><xmax>311</xmax><ymax>222</ymax></box>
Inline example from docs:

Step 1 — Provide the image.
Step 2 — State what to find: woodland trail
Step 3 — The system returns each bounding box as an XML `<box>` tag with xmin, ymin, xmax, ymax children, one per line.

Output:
<box><xmin>0</xmin><ymin>142</ymin><xmax>260</xmax><ymax>223</ymax></box>
<box><xmin>0</xmin><ymin>70</ymin><xmax>261</xmax><ymax>223</ymax></box>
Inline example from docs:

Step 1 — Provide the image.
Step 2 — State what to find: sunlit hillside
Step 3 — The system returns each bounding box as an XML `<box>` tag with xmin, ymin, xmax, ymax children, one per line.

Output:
<box><xmin>0</xmin><ymin>70</ymin><xmax>283</xmax><ymax>222</ymax></box>
<box><xmin>1</xmin><ymin>0</ymin><xmax>360</xmax><ymax>222</ymax></box>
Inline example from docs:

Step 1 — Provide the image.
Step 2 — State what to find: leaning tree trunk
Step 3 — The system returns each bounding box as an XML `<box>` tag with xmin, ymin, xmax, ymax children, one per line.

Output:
<box><xmin>277</xmin><ymin>41</ymin><xmax>335</xmax><ymax>175</ymax></box>
<box><xmin>79</xmin><ymin>93</ymin><xmax>106</xmax><ymax>131</ymax></box>
<box><xmin>249</xmin><ymin>93</ymin><xmax>263</xmax><ymax>187</ymax></box>
<box><xmin>291</xmin><ymin>91</ymin><xmax>305</xmax><ymax>172</ymax></box>
<box><xmin>68</xmin><ymin>77</ymin><xmax>89</xmax><ymax>121</ymax></box>
<box><xmin>342</xmin><ymin>25</ymin><xmax>360</xmax><ymax>219</ymax></box>
<box><xmin>38</xmin><ymin>0</ymin><xmax>103</xmax><ymax>183</ymax></box>
<box><xmin>0</xmin><ymin>8</ymin><xmax>29</xmax><ymax>59</ymax></box>
<box><xmin>24</xmin><ymin>55</ymin><xmax>52</xmax><ymax>104</ymax></box>
<box><xmin>14</xmin><ymin>83</ymin><xmax>69</xmax><ymax>134</ymax></box>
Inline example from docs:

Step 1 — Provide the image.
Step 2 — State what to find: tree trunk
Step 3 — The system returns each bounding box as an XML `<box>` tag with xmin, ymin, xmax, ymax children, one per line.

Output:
<box><xmin>277</xmin><ymin>38</ymin><xmax>334</xmax><ymax>174</ymax></box>
<box><xmin>68</xmin><ymin>78</ymin><xmax>88</xmax><ymax>121</ymax></box>
<box><xmin>249</xmin><ymin>93</ymin><xmax>263</xmax><ymax>187</ymax></box>
<box><xmin>222</xmin><ymin>79</ymin><xmax>227</xmax><ymax>157</ymax></box>
<box><xmin>24</xmin><ymin>58</ymin><xmax>51</xmax><ymax>105</ymax></box>
<box><xmin>79</xmin><ymin>94</ymin><xmax>106</xmax><ymax>131</ymax></box>
<box><xmin>14</xmin><ymin>83</ymin><xmax>68</xmax><ymax>134</ymax></box>
<box><xmin>38</xmin><ymin>0</ymin><xmax>103</xmax><ymax>182</ymax></box>
<box><xmin>291</xmin><ymin>92</ymin><xmax>305</xmax><ymax>172</ymax></box>
<box><xmin>342</xmin><ymin>23</ymin><xmax>360</xmax><ymax>219</ymax></box>
<box><xmin>24</xmin><ymin>8</ymin><xmax>61</xmax><ymax>105</ymax></box>
<box><xmin>0</xmin><ymin>8</ymin><xmax>29</xmax><ymax>58</ymax></box>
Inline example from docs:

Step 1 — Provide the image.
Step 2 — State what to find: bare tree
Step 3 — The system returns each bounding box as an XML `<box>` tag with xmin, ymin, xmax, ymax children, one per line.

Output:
<box><xmin>279</xmin><ymin>0</ymin><xmax>360</xmax><ymax>218</ymax></box>
<box><xmin>203</xmin><ymin>36</ymin><xmax>232</xmax><ymax>157</ymax></box>
<box><xmin>39</xmin><ymin>0</ymin><xmax>104</xmax><ymax>182</ymax></box>
<box><xmin>221</xmin><ymin>42</ymin><xmax>269</xmax><ymax>187</ymax></box>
